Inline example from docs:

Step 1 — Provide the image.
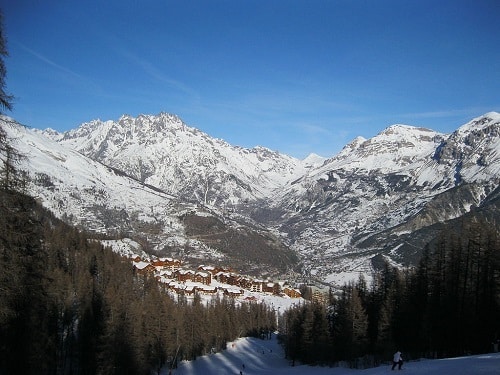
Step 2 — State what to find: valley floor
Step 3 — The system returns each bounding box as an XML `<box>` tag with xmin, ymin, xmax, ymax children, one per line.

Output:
<box><xmin>162</xmin><ymin>333</ymin><xmax>500</xmax><ymax>375</ymax></box>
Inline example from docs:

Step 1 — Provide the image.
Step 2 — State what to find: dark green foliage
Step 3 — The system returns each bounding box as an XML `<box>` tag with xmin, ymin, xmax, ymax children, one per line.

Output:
<box><xmin>281</xmin><ymin>218</ymin><xmax>500</xmax><ymax>367</ymax></box>
<box><xmin>331</xmin><ymin>283</ymin><xmax>369</xmax><ymax>361</ymax></box>
<box><xmin>181</xmin><ymin>212</ymin><xmax>298</xmax><ymax>275</ymax></box>
<box><xmin>282</xmin><ymin>301</ymin><xmax>333</xmax><ymax>365</ymax></box>
<box><xmin>0</xmin><ymin>188</ymin><xmax>277</xmax><ymax>374</ymax></box>
<box><xmin>0</xmin><ymin>11</ymin><xmax>13</xmax><ymax>113</ymax></box>
<box><xmin>0</xmin><ymin>189</ymin><xmax>48</xmax><ymax>373</ymax></box>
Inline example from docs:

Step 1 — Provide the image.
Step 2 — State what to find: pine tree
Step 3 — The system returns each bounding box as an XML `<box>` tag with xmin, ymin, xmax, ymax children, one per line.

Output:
<box><xmin>0</xmin><ymin>11</ymin><xmax>13</xmax><ymax>113</ymax></box>
<box><xmin>0</xmin><ymin>190</ymin><xmax>48</xmax><ymax>373</ymax></box>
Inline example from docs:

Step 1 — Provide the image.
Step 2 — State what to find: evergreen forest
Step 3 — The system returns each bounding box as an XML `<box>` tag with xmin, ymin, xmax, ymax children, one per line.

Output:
<box><xmin>0</xmin><ymin>180</ymin><xmax>276</xmax><ymax>374</ymax></box>
<box><xmin>281</xmin><ymin>217</ymin><xmax>500</xmax><ymax>367</ymax></box>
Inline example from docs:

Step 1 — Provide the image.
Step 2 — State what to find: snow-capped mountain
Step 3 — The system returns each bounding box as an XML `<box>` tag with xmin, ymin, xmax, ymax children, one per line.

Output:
<box><xmin>45</xmin><ymin>113</ymin><xmax>310</xmax><ymax>207</ymax></box>
<box><xmin>2</xmin><ymin>115</ymin><xmax>298</xmax><ymax>277</ymax></box>
<box><xmin>261</xmin><ymin>113</ymin><xmax>500</xmax><ymax>284</ymax></box>
<box><xmin>2</xmin><ymin>112</ymin><xmax>499</xmax><ymax>286</ymax></box>
<box><xmin>2</xmin><ymin>116</ymin><xmax>187</xmax><ymax>245</ymax></box>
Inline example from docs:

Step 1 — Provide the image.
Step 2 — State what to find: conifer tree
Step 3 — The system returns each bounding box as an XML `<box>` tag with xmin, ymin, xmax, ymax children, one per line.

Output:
<box><xmin>0</xmin><ymin>11</ymin><xmax>13</xmax><ymax>113</ymax></box>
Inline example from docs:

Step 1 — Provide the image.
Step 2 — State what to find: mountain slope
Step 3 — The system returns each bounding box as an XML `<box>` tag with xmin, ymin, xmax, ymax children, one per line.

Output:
<box><xmin>260</xmin><ymin>113</ymin><xmax>500</xmax><ymax>283</ymax></box>
<box><xmin>2</xmin><ymin>116</ymin><xmax>297</xmax><ymax>275</ymax></box>
<box><xmin>3</xmin><ymin>112</ymin><xmax>498</xmax><ymax>286</ymax></box>
<box><xmin>47</xmin><ymin>113</ymin><xmax>309</xmax><ymax>207</ymax></box>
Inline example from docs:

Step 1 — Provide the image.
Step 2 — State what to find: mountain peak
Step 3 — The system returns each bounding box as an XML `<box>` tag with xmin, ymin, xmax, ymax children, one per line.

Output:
<box><xmin>53</xmin><ymin>113</ymin><xmax>307</xmax><ymax>205</ymax></box>
<box><xmin>377</xmin><ymin>123</ymin><xmax>438</xmax><ymax>139</ymax></box>
<box><xmin>302</xmin><ymin>153</ymin><xmax>326</xmax><ymax>168</ymax></box>
<box><xmin>2</xmin><ymin>111</ymin><xmax>499</xmax><ymax>288</ymax></box>
<box><xmin>482</xmin><ymin>111</ymin><xmax>500</xmax><ymax>120</ymax></box>
<box><xmin>456</xmin><ymin>112</ymin><xmax>500</xmax><ymax>134</ymax></box>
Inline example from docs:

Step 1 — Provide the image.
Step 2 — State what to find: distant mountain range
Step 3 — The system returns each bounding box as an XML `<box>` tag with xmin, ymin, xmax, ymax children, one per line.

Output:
<box><xmin>2</xmin><ymin>112</ymin><xmax>499</xmax><ymax>286</ymax></box>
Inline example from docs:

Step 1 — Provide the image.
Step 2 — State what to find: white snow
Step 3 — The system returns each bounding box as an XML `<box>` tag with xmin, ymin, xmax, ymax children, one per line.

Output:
<box><xmin>302</xmin><ymin>153</ymin><xmax>327</xmax><ymax>168</ymax></box>
<box><xmin>164</xmin><ymin>333</ymin><xmax>500</xmax><ymax>375</ymax></box>
<box><xmin>2</xmin><ymin>112</ymin><xmax>499</xmax><ymax>289</ymax></box>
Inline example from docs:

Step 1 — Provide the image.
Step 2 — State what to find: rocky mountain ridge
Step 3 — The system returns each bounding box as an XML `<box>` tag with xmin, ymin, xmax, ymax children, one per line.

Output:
<box><xmin>261</xmin><ymin>113</ymin><xmax>499</xmax><ymax>283</ymax></box>
<box><xmin>45</xmin><ymin>113</ymin><xmax>316</xmax><ymax>207</ymax></box>
<box><xmin>3</xmin><ymin>112</ymin><xmax>499</xmax><ymax>286</ymax></box>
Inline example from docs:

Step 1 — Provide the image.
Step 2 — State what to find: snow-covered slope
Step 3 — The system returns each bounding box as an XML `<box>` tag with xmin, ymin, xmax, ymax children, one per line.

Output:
<box><xmin>2</xmin><ymin>116</ymin><xmax>190</xmax><ymax>248</ymax></box>
<box><xmin>2</xmin><ymin>112</ymin><xmax>499</xmax><ymax>287</ymax></box>
<box><xmin>171</xmin><ymin>333</ymin><xmax>500</xmax><ymax>375</ymax></box>
<box><xmin>47</xmin><ymin>113</ymin><xmax>307</xmax><ymax>207</ymax></box>
<box><xmin>263</xmin><ymin>113</ymin><xmax>500</xmax><ymax>284</ymax></box>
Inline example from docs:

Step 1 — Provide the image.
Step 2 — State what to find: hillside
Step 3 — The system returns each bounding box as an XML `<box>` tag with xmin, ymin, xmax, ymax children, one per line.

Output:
<box><xmin>1</xmin><ymin>116</ymin><xmax>296</xmax><ymax>276</ymax></box>
<box><xmin>171</xmin><ymin>333</ymin><xmax>500</xmax><ymax>375</ymax></box>
<box><xmin>2</xmin><ymin>112</ymin><xmax>499</xmax><ymax>285</ymax></box>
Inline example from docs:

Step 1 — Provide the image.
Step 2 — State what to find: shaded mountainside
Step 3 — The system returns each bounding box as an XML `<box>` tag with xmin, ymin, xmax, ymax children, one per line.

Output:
<box><xmin>181</xmin><ymin>213</ymin><xmax>299</xmax><ymax>276</ymax></box>
<box><xmin>365</xmin><ymin>183</ymin><xmax>500</xmax><ymax>270</ymax></box>
<box><xmin>1</xmin><ymin>116</ymin><xmax>297</xmax><ymax>276</ymax></box>
<box><xmin>2</xmin><ymin>111</ymin><xmax>499</xmax><ymax>285</ymax></box>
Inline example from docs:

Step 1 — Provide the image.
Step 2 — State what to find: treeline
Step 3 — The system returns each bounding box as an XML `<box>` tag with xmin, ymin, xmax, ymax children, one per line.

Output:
<box><xmin>0</xmin><ymin>187</ymin><xmax>275</xmax><ymax>374</ymax></box>
<box><xmin>282</xmin><ymin>219</ymin><xmax>500</xmax><ymax>367</ymax></box>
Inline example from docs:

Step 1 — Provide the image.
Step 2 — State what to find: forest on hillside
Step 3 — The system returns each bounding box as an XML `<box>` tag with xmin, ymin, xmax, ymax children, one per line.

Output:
<box><xmin>0</xmin><ymin>189</ymin><xmax>276</xmax><ymax>375</ymax></box>
<box><xmin>281</xmin><ymin>216</ymin><xmax>500</xmax><ymax>367</ymax></box>
<box><xmin>0</xmin><ymin>123</ymin><xmax>276</xmax><ymax>374</ymax></box>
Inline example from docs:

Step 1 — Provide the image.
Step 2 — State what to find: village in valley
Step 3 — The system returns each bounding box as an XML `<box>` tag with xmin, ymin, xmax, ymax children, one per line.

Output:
<box><xmin>130</xmin><ymin>255</ymin><xmax>307</xmax><ymax>307</ymax></box>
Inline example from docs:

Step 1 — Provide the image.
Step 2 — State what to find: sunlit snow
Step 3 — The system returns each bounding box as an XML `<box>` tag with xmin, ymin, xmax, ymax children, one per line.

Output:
<box><xmin>166</xmin><ymin>333</ymin><xmax>500</xmax><ymax>375</ymax></box>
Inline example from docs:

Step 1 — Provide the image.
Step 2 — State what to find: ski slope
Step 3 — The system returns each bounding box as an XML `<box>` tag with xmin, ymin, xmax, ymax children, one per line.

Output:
<box><xmin>165</xmin><ymin>334</ymin><xmax>500</xmax><ymax>375</ymax></box>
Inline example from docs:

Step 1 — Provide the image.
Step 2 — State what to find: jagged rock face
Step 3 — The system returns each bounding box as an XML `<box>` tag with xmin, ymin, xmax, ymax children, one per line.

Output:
<box><xmin>255</xmin><ymin>114</ymin><xmax>500</xmax><ymax>283</ymax></box>
<box><xmin>433</xmin><ymin>114</ymin><xmax>500</xmax><ymax>185</ymax></box>
<box><xmin>5</xmin><ymin>112</ymin><xmax>499</xmax><ymax>286</ymax></box>
<box><xmin>50</xmin><ymin>113</ymin><xmax>307</xmax><ymax>207</ymax></box>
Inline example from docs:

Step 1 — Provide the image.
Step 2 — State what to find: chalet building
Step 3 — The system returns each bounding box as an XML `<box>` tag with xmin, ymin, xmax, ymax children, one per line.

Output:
<box><xmin>263</xmin><ymin>282</ymin><xmax>281</xmax><ymax>295</ymax></box>
<box><xmin>221</xmin><ymin>287</ymin><xmax>244</xmax><ymax>297</ymax></box>
<box><xmin>131</xmin><ymin>254</ymin><xmax>142</xmax><ymax>262</ymax></box>
<box><xmin>166</xmin><ymin>280</ymin><xmax>179</xmax><ymax>291</ymax></box>
<box><xmin>159</xmin><ymin>270</ymin><xmax>174</xmax><ymax>279</ymax></box>
<box><xmin>168</xmin><ymin>282</ymin><xmax>195</xmax><ymax>296</ymax></box>
<box><xmin>155</xmin><ymin>257</ymin><xmax>182</xmax><ymax>271</ymax></box>
<box><xmin>283</xmin><ymin>287</ymin><xmax>302</xmax><ymax>299</ymax></box>
<box><xmin>166</xmin><ymin>258</ymin><xmax>182</xmax><ymax>271</ymax></box>
<box><xmin>194</xmin><ymin>271</ymin><xmax>212</xmax><ymax>285</ymax></box>
<box><xmin>133</xmin><ymin>261</ymin><xmax>156</xmax><ymax>275</ymax></box>
<box><xmin>250</xmin><ymin>279</ymin><xmax>264</xmax><ymax>293</ymax></box>
<box><xmin>197</xmin><ymin>285</ymin><xmax>217</xmax><ymax>295</ymax></box>
<box><xmin>238</xmin><ymin>276</ymin><xmax>253</xmax><ymax>289</ymax></box>
<box><xmin>210</xmin><ymin>266</ymin><xmax>233</xmax><ymax>275</ymax></box>
<box><xmin>214</xmin><ymin>271</ymin><xmax>225</xmax><ymax>283</ymax></box>
<box><xmin>175</xmin><ymin>269</ymin><xmax>195</xmax><ymax>283</ymax></box>
<box><xmin>214</xmin><ymin>272</ymin><xmax>240</xmax><ymax>286</ymax></box>
<box><xmin>197</xmin><ymin>265</ymin><xmax>215</xmax><ymax>273</ymax></box>
<box><xmin>228</xmin><ymin>274</ymin><xmax>242</xmax><ymax>286</ymax></box>
<box><xmin>183</xmin><ymin>285</ymin><xmax>196</xmax><ymax>295</ymax></box>
<box><xmin>152</xmin><ymin>259</ymin><xmax>165</xmax><ymax>267</ymax></box>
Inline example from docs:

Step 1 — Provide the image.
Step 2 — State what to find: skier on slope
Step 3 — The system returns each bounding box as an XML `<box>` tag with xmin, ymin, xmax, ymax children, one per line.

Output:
<box><xmin>392</xmin><ymin>350</ymin><xmax>403</xmax><ymax>370</ymax></box>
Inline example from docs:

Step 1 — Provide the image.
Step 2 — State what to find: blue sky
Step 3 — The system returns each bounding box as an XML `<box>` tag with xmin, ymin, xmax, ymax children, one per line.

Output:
<box><xmin>2</xmin><ymin>0</ymin><xmax>499</xmax><ymax>158</ymax></box>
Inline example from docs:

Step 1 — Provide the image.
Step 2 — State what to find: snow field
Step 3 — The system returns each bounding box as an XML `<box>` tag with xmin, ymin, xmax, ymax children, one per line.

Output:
<box><xmin>167</xmin><ymin>333</ymin><xmax>500</xmax><ymax>375</ymax></box>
